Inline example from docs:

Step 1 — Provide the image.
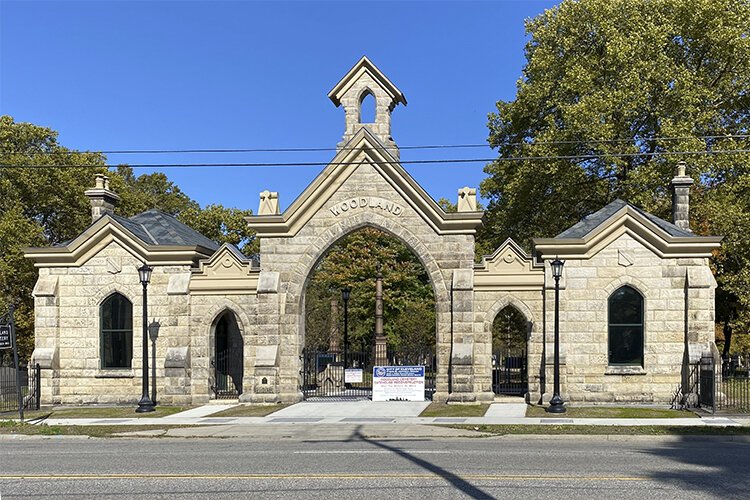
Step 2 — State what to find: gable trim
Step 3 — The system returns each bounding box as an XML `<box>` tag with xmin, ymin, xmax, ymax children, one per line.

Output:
<box><xmin>534</xmin><ymin>206</ymin><xmax>721</xmax><ymax>259</ymax></box>
<box><xmin>246</xmin><ymin>129</ymin><xmax>484</xmax><ymax>238</ymax></box>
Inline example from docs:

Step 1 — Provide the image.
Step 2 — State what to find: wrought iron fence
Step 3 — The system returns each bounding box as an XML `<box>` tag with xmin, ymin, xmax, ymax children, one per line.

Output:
<box><xmin>0</xmin><ymin>362</ymin><xmax>40</xmax><ymax>413</ymax></box>
<box><xmin>718</xmin><ymin>353</ymin><xmax>750</xmax><ymax>412</ymax></box>
<box><xmin>301</xmin><ymin>343</ymin><xmax>436</xmax><ymax>400</ymax></box>
<box><xmin>673</xmin><ymin>353</ymin><xmax>750</xmax><ymax>413</ymax></box>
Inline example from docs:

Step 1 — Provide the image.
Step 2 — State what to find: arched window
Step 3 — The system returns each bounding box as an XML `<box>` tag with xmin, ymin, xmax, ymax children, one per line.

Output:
<box><xmin>359</xmin><ymin>90</ymin><xmax>376</xmax><ymax>123</ymax></box>
<box><xmin>100</xmin><ymin>293</ymin><xmax>133</xmax><ymax>369</ymax></box>
<box><xmin>608</xmin><ymin>286</ymin><xmax>644</xmax><ymax>366</ymax></box>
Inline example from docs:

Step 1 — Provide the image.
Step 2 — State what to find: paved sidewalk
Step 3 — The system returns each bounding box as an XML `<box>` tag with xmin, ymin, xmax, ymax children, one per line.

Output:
<box><xmin>26</xmin><ymin>401</ymin><xmax>749</xmax><ymax>434</ymax></box>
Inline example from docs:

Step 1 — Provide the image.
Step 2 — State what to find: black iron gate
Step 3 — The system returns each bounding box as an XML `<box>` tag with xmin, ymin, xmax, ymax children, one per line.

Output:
<box><xmin>1</xmin><ymin>362</ymin><xmax>41</xmax><ymax>413</ymax></box>
<box><xmin>301</xmin><ymin>344</ymin><xmax>435</xmax><ymax>400</ymax></box>
<box><xmin>492</xmin><ymin>349</ymin><xmax>528</xmax><ymax>396</ymax></box>
<box><xmin>212</xmin><ymin>350</ymin><xmax>242</xmax><ymax>399</ymax></box>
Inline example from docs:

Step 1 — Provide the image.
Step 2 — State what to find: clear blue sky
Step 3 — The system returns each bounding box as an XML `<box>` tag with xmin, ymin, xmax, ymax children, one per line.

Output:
<box><xmin>1</xmin><ymin>0</ymin><xmax>558</xmax><ymax>212</ymax></box>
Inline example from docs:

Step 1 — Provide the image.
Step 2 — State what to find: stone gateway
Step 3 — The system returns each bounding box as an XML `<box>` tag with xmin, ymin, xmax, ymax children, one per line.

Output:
<box><xmin>25</xmin><ymin>57</ymin><xmax>722</xmax><ymax>406</ymax></box>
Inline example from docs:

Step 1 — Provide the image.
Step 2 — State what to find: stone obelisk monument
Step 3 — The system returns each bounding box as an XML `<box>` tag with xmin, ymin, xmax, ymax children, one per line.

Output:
<box><xmin>374</xmin><ymin>264</ymin><xmax>388</xmax><ymax>366</ymax></box>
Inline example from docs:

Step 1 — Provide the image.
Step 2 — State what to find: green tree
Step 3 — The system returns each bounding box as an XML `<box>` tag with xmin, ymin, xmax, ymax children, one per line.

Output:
<box><xmin>0</xmin><ymin>116</ymin><xmax>256</xmax><ymax>360</ymax></box>
<box><xmin>180</xmin><ymin>203</ymin><xmax>257</xmax><ymax>256</ymax></box>
<box><xmin>304</xmin><ymin>227</ymin><xmax>435</xmax><ymax>355</ymax></box>
<box><xmin>0</xmin><ymin>116</ymin><xmax>108</xmax><ymax>362</ymax></box>
<box><xmin>481</xmin><ymin>0</ymin><xmax>750</xmax><ymax>339</ymax></box>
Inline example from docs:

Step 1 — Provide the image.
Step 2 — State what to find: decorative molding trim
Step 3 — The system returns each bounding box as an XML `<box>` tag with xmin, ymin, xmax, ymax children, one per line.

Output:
<box><xmin>245</xmin><ymin>128</ymin><xmax>484</xmax><ymax>238</ymax></box>
<box><xmin>533</xmin><ymin>206</ymin><xmax>721</xmax><ymax>259</ymax></box>
<box><xmin>24</xmin><ymin>215</ymin><xmax>214</xmax><ymax>267</ymax></box>
<box><xmin>474</xmin><ymin>238</ymin><xmax>544</xmax><ymax>290</ymax></box>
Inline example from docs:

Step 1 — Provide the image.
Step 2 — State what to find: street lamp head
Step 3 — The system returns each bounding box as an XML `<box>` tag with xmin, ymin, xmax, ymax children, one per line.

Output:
<box><xmin>342</xmin><ymin>287</ymin><xmax>351</xmax><ymax>302</ymax></box>
<box><xmin>138</xmin><ymin>263</ymin><xmax>153</xmax><ymax>286</ymax></box>
<box><xmin>551</xmin><ymin>257</ymin><xmax>565</xmax><ymax>279</ymax></box>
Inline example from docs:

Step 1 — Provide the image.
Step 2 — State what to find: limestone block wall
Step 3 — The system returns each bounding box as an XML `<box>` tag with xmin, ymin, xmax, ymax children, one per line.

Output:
<box><xmin>32</xmin><ymin>242</ymin><xmax>193</xmax><ymax>405</ymax></box>
<box><xmin>259</xmin><ymin>162</ymin><xmax>480</xmax><ymax>402</ymax></box>
<box><xmin>552</xmin><ymin>233</ymin><xmax>716</xmax><ymax>404</ymax></box>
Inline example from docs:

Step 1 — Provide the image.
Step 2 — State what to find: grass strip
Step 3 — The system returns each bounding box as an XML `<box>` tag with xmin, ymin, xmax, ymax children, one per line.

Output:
<box><xmin>0</xmin><ymin>420</ymin><xmax>197</xmax><ymax>438</ymax></box>
<box><xmin>420</xmin><ymin>403</ymin><xmax>490</xmax><ymax>417</ymax></box>
<box><xmin>525</xmin><ymin>405</ymin><xmax>698</xmax><ymax>419</ymax></box>
<box><xmin>447</xmin><ymin>424</ymin><xmax>750</xmax><ymax>436</ymax></box>
<box><xmin>18</xmin><ymin>405</ymin><xmax>189</xmax><ymax>420</ymax></box>
<box><xmin>209</xmin><ymin>403</ymin><xmax>293</xmax><ymax>418</ymax></box>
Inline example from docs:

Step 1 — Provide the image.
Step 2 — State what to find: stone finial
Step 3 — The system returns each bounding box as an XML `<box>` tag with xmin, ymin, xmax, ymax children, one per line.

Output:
<box><xmin>328</xmin><ymin>57</ymin><xmax>407</xmax><ymax>159</ymax></box>
<box><xmin>258</xmin><ymin>190</ymin><xmax>280</xmax><ymax>215</ymax></box>
<box><xmin>457</xmin><ymin>187</ymin><xmax>477</xmax><ymax>212</ymax></box>
<box><xmin>84</xmin><ymin>173</ymin><xmax>120</xmax><ymax>223</ymax></box>
<box><xmin>671</xmin><ymin>161</ymin><xmax>694</xmax><ymax>232</ymax></box>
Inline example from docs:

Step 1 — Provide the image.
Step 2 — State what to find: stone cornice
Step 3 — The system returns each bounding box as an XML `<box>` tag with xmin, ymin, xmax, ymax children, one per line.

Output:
<box><xmin>246</xmin><ymin>128</ymin><xmax>484</xmax><ymax>238</ymax></box>
<box><xmin>474</xmin><ymin>238</ymin><xmax>544</xmax><ymax>291</ymax></box>
<box><xmin>23</xmin><ymin>215</ymin><xmax>215</xmax><ymax>267</ymax></box>
<box><xmin>533</xmin><ymin>206</ymin><xmax>722</xmax><ymax>259</ymax></box>
<box><xmin>189</xmin><ymin>243</ymin><xmax>259</xmax><ymax>295</ymax></box>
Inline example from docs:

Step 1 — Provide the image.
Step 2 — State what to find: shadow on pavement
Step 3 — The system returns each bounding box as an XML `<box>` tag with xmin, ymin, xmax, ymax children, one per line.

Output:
<box><xmin>642</xmin><ymin>434</ymin><xmax>750</xmax><ymax>496</ymax></box>
<box><xmin>351</xmin><ymin>426</ymin><xmax>494</xmax><ymax>499</ymax></box>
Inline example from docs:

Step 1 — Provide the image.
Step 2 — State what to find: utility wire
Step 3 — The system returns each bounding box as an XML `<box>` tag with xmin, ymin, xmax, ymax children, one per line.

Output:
<box><xmin>2</xmin><ymin>134</ymin><xmax>749</xmax><ymax>156</ymax></box>
<box><xmin>2</xmin><ymin>148</ymin><xmax>750</xmax><ymax>169</ymax></box>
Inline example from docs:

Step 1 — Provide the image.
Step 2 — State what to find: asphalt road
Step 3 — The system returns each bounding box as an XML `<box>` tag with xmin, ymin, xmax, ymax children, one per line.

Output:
<box><xmin>1</xmin><ymin>432</ymin><xmax>748</xmax><ymax>499</ymax></box>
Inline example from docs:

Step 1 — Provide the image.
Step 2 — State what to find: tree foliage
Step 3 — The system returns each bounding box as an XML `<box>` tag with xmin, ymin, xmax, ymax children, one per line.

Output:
<box><xmin>480</xmin><ymin>0</ymin><xmax>750</xmax><ymax>346</ymax></box>
<box><xmin>304</xmin><ymin>228</ymin><xmax>435</xmax><ymax>354</ymax></box>
<box><xmin>0</xmin><ymin>116</ymin><xmax>256</xmax><ymax>361</ymax></box>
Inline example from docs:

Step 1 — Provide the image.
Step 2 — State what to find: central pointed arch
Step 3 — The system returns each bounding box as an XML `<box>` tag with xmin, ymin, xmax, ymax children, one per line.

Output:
<box><xmin>285</xmin><ymin>212</ymin><xmax>450</xmax><ymax>400</ymax></box>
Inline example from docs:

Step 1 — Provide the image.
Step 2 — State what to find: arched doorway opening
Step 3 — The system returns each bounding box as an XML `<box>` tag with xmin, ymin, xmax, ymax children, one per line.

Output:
<box><xmin>492</xmin><ymin>305</ymin><xmax>529</xmax><ymax>396</ymax></box>
<box><xmin>301</xmin><ymin>226</ymin><xmax>436</xmax><ymax>399</ymax></box>
<box><xmin>211</xmin><ymin>311</ymin><xmax>243</xmax><ymax>399</ymax></box>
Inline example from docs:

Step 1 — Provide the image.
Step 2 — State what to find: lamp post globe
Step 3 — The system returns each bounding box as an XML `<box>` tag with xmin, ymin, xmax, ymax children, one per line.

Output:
<box><xmin>547</xmin><ymin>257</ymin><xmax>566</xmax><ymax>414</ymax></box>
<box><xmin>136</xmin><ymin>263</ymin><xmax>155</xmax><ymax>413</ymax></box>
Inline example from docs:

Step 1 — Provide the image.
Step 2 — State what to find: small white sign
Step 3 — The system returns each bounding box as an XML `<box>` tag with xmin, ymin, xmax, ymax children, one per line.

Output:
<box><xmin>345</xmin><ymin>368</ymin><xmax>363</xmax><ymax>384</ymax></box>
<box><xmin>372</xmin><ymin>366</ymin><xmax>425</xmax><ymax>402</ymax></box>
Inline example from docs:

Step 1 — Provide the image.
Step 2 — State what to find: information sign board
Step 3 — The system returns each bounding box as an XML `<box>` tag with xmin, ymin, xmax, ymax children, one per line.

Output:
<box><xmin>344</xmin><ymin>368</ymin><xmax>363</xmax><ymax>384</ymax></box>
<box><xmin>0</xmin><ymin>325</ymin><xmax>11</xmax><ymax>349</ymax></box>
<box><xmin>372</xmin><ymin>366</ymin><xmax>425</xmax><ymax>402</ymax></box>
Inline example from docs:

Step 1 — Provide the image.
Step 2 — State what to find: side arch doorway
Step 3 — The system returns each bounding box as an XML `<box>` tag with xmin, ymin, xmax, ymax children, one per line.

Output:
<box><xmin>492</xmin><ymin>305</ymin><xmax>529</xmax><ymax>396</ymax></box>
<box><xmin>211</xmin><ymin>311</ymin><xmax>243</xmax><ymax>399</ymax></box>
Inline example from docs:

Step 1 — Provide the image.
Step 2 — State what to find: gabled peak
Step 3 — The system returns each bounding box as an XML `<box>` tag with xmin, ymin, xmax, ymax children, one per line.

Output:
<box><xmin>328</xmin><ymin>57</ymin><xmax>406</xmax><ymax>159</ymax></box>
<box><xmin>328</xmin><ymin>56</ymin><xmax>407</xmax><ymax>107</ymax></box>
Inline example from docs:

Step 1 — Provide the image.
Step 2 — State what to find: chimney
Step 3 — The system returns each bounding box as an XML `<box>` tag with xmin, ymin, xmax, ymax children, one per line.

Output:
<box><xmin>84</xmin><ymin>174</ymin><xmax>120</xmax><ymax>223</ymax></box>
<box><xmin>670</xmin><ymin>161</ymin><xmax>693</xmax><ymax>232</ymax></box>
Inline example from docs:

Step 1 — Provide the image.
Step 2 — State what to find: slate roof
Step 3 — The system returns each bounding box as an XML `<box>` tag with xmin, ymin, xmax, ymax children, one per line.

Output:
<box><xmin>556</xmin><ymin>199</ymin><xmax>695</xmax><ymax>239</ymax></box>
<box><xmin>108</xmin><ymin>209</ymin><xmax>219</xmax><ymax>250</ymax></box>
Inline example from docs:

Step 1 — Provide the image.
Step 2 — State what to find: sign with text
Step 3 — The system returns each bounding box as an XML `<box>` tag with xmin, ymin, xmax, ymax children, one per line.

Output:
<box><xmin>0</xmin><ymin>325</ymin><xmax>11</xmax><ymax>349</ymax></box>
<box><xmin>344</xmin><ymin>368</ymin><xmax>363</xmax><ymax>384</ymax></box>
<box><xmin>372</xmin><ymin>366</ymin><xmax>425</xmax><ymax>402</ymax></box>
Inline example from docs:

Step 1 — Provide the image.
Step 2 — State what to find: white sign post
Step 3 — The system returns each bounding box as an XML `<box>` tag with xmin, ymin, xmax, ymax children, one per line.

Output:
<box><xmin>372</xmin><ymin>366</ymin><xmax>425</xmax><ymax>402</ymax></box>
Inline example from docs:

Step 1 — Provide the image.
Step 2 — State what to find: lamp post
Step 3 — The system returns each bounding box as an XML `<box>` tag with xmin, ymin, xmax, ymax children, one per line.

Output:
<box><xmin>136</xmin><ymin>263</ymin><xmax>155</xmax><ymax>413</ymax></box>
<box><xmin>341</xmin><ymin>287</ymin><xmax>351</xmax><ymax>371</ymax></box>
<box><xmin>148</xmin><ymin>320</ymin><xmax>160</xmax><ymax>406</ymax></box>
<box><xmin>547</xmin><ymin>257</ymin><xmax>566</xmax><ymax>414</ymax></box>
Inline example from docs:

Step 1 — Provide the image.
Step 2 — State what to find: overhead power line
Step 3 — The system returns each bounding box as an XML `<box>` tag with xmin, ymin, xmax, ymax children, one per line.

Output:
<box><xmin>1</xmin><ymin>134</ymin><xmax>749</xmax><ymax>156</ymax></box>
<box><xmin>2</xmin><ymin>148</ymin><xmax>749</xmax><ymax>169</ymax></box>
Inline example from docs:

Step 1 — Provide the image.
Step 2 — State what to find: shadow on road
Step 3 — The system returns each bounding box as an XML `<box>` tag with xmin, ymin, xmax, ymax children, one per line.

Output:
<box><xmin>642</xmin><ymin>433</ymin><xmax>750</xmax><ymax>496</ymax></box>
<box><xmin>351</xmin><ymin>426</ymin><xmax>494</xmax><ymax>499</ymax></box>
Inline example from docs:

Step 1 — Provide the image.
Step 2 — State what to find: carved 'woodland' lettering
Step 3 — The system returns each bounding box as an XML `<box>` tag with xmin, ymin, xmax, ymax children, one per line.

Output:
<box><xmin>329</xmin><ymin>197</ymin><xmax>404</xmax><ymax>217</ymax></box>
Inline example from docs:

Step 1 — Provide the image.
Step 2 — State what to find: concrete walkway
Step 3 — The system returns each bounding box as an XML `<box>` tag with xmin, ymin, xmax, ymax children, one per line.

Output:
<box><xmin>26</xmin><ymin>401</ymin><xmax>750</xmax><ymax>436</ymax></box>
